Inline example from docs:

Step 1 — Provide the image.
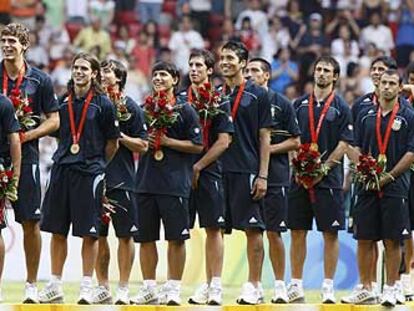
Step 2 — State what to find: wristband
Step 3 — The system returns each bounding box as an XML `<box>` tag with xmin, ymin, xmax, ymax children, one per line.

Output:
<box><xmin>257</xmin><ymin>175</ymin><xmax>268</xmax><ymax>180</ymax></box>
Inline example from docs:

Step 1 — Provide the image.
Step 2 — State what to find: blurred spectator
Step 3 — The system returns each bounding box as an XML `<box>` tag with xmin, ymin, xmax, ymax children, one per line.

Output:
<box><xmin>269</xmin><ymin>47</ymin><xmax>299</xmax><ymax>94</ymax></box>
<box><xmin>395</xmin><ymin>0</ymin><xmax>414</xmax><ymax>67</ymax></box>
<box><xmin>0</xmin><ymin>0</ymin><xmax>12</xmax><ymax>25</ymax></box>
<box><xmin>73</xmin><ymin>17</ymin><xmax>112</xmax><ymax>60</ymax></box>
<box><xmin>89</xmin><ymin>0</ymin><xmax>115</xmax><ymax>29</ymax></box>
<box><xmin>284</xmin><ymin>83</ymin><xmax>299</xmax><ymax>101</ymax></box>
<box><xmin>359</xmin><ymin>0</ymin><xmax>386</xmax><ymax>21</ymax></box>
<box><xmin>48</xmin><ymin>26</ymin><xmax>71</xmax><ymax>62</ymax></box>
<box><xmin>65</xmin><ymin>0</ymin><xmax>88</xmax><ymax>24</ymax></box>
<box><xmin>331</xmin><ymin>25</ymin><xmax>360</xmax><ymax>76</ymax></box>
<box><xmin>42</xmin><ymin>0</ymin><xmax>65</xmax><ymax>28</ymax></box>
<box><xmin>168</xmin><ymin>15</ymin><xmax>204</xmax><ymax>74</ymax></box>
<box><xmin>26</xmin><ymin>31</ymin><xmax>49</xmax><ymax>69</ymax></box>
<box><xmin>237</xmin><ymin>17</ymin><xmax>261</xmax><ymax>56</ymax></box>
<box><xmin>157</xmin><ymin>47</ymin><xmax>173</xmax><ymax>63</ymax></box>
<box><xmin>116</xmin><ymin>25</ymin><xmax>137</xmax><ymax>54</ymax></box>
<box><xmin>235</xmin><ymin>0</ymin><xmax>268</xmax><ymax>37</ymax></box>
<box><xmin>34</xmin><ymin>14</ymin><xmax>52</xmax><ymax>48</ymax></box>
<box><xmin>267</xmin><ymin>0</ymin><xmax>289</xmax><ymax>18</ymax></box>
<box><xmin>298</xmin><ymin>0</ymin><xmax>322</xmax><ymax>17</ymax></box>
<box><xmin>144</xmin><ymin>20</ymin><xmax>160</xmax><ymax>49</ymax></box>
<box><xmin>339</xmin><ymin>61</ymin><xmax>363</xmax><ymax>98</ymax></box>
<box><xmin>11</xmin><ymin>0</ymin><xmax>43</xmax><ymax>29</ymax></box>
<box><xmin>188</xmin><ymin>0</ymin><xmax>212</xmax><ymax>38</ymax></box>
<box><xmin>125</xmin><ymin>69</ymin><xmax>150</xmax><ymax>103</ymax></box>
<box><xmin>325</xmin><ymin>9</ymin><xmax>360</xmax><ymax>39</ymax></box>
<box><xmin>131</xmin><ymin>30</ymin><xmax>156</xmax><ymax>76</ymax></box>
<box><xmin>220</xmin><ymin>17</ymin><xmax>237</xmax><ymax>43</ymax></box>
<box><xmin>360</xmin><ymin>12</ymin><xmax>394</xmax><ymax>55</ymax></box>
<box><xmin>50</xmin><ymin>48</ymin><xmax>73</xmax><ymax>96</ymax></box>
<box><xmin>261</xmin><ymin>15</ymin><xmax>291</xmax><ymax>62</ymax></box>
<box><xmin>294</xmin><ymin>13</ymin><xmax>328</xmax><ymax>56</ymax></box>
<box><xmin>282</xmin><ymin>0</ymin><xmax>304</xmax><ymax>38</ymax></box>
<box><xmin>137</xmin><ymin>0</ymin><xmax>163</xmax><ymax>24</ymax></box>
<box><xmin>107</xmin><ymin>41</ymin><xmax>129</xmax><ymax>68</ymax></box>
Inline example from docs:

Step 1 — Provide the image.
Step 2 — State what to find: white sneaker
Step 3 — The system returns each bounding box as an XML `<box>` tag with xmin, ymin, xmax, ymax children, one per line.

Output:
<box><xmin>395</xmin><ymin>281</ymin><xmax>406</xmax><ymax>305</ymax></box>
<box><xmin>114</xmin><ymin>286</ymin><xmax>129</xmax><ymax>305</ymax></box>
<box><xmin>165</xmin><ymin>285</ymin><xmax>181</xmax><ymax>306</ymax></box>
<box><xmin>130</xmin><ymin>285</ymin><xmax>158</xmax><ymax>305</ymax></box>
<box><xmin>207</xmin><ymin>285</ymin><xmax>222</xmax><ymax>305</ymax></box>
<box><xmin>401</xmin><ymin>274</ymin><xmax>414</xmax><ymax>299</ymax></box>
<box><xmin>257</xmin><ymin>283</ymin><xmax>265</xmax><ymax>303</ymax></box>
<box><xmin>236</xmin><ymin>282</ymin><xmax>260</xmax><ymax>305</ymax></box>
<box><xmin>271</xmin><ymin>281</ymin><xmax>288</xmax><ymax>304</ymax></box>
<box><xmin>341</xmin><ymin>285</ymin><xmax>377</xmax><ymax>305</ymax></box>
<box><xmin>39</xmin><ymin>281</ymin><xmax>64</xmax><ymax>304</ymax></box>
<box><xmin>381</xmin><ymin>284</ymin><xmax>397</xmax><ymax>307</ymax></box>
<box><xmin>23</xmin><ymin>282</ymin><xmax>39</xmax><ymax>304</ymax></box>
<box><xmin>321</xmin><ymin>283</ymin><xmax>336</xmax><ymax>304</ymax></box>
<box><xmin>92</xmin><ymin>285</ymin><xmax>112</xmax><ymax>304</ymax></box>
<box><xmin>287</xmin><ymin>283</ymin><xmax>305</xmax><ymax>303</ymax></box>
<box><xmin>78</xmin><ymin>284</ymin><xmax>94</xmax><ymax>305</ymax></box>
<box><xmin>188</xmin><ymin>283</ymin><xmax>208</xmax><ymax>304</ymax></box>
<box><xmin>158</xmin><ymin>282</ymin><xmax>171</xmax><ymax>305</ymax></box>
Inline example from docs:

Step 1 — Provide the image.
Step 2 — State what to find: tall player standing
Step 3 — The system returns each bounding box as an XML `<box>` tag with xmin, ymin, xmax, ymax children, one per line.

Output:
<box><xmin>0</xmin><ymin>23</ymin><xmax>59</xmax><ymax>303</ymax></box>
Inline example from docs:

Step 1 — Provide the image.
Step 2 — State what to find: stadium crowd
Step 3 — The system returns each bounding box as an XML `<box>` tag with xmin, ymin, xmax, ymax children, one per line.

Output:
<box><xmin>0</xmin><ymin>0</ymin><xmax>413</xmax><ymax>309</ymax></box>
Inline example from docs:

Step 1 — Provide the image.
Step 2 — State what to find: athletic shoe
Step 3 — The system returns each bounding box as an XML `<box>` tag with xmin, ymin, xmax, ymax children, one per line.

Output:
<box><xmin>130</xmin><ymin>285</ymin><xmax>158</xmax><ymax>305</ymax></box>
<box><xmin>341</xmin><ymin>285</ymin><xmax>377</xmax><ymax>305</ymax></box>
<box><xmin>271</xmin><ymin>281</ymin><xmax>288</xmax><ymax>304</ymax></box>
<box><xmin>23</xmin><ymin>282</ymin><xmax>39</xmax><ymax>304</ymax></box>
<box><xmin>257</xmin><ymin>283</ymin><xmax>265</xmax><ymax>303</ymax></box>
<box><xmin>92</xmin><ymin>285</ymin><xmax>112</xmax><ymax>304</ymax></box>
<box><xmin>287</xmin><ymin>283</ymin><xmax>305</xmax><ymax>303</ymax></box>
<box><xmin>381</xmin><ymin>284</ymin><xmax>396</xmax><ymax>307</ymax></box>
<box><xmin>395</xmin><ymin>281</ymin><xmax>406</xmax><ymax>305</ymax></box>
<box><xmin>321</xmin><ymin>283</ymin><xmax>336</xmax><ymax>304</ymax></box>
<box><xmin>401</xmin><ymin>274</ymin><xmax>414</xmax><ymax>300</ymax></box>
<box><xmin>165</xmin><ymin>285</ymin><xmax>181</xmax><ymax>306</ymax></box>
<box><xmin>236</xmin><ymin>282</ymin><xmax>260</xmax><ymax>305</ymax></box>
<box><xmin>78</xmin><ymin>283</ymin><xmax>94</xmax><ymax>305</ymax></box>
<box><xmin>39</xmin><ymin>281</ymin><xmax>64</xmax><ymax>304</ymax></box>
<box><xmin>188</xmin><ymin>283</ymin><xmax>208</xmax><ymax>305</ymax></box>
<box><xmin>207</xmin><ymin>285</ymin><xmax>222</xmax><ymax>305</ymax></box>
<box><xmin>114</xmin><ymin>286</ymin><xmax>129</xmax><ymax>305</ymax></box>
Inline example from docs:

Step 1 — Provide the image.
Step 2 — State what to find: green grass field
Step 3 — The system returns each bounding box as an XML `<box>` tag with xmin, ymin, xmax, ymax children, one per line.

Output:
<box><xmin>1</xmin><ymin>282</ymin><xmax>349</xmax><ymax>304</ymax></box>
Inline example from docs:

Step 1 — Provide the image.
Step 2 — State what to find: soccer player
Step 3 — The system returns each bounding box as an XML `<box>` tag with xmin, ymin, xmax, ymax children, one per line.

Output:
<box><xmin>93</xmin><ymin>59</ymin><xmax>148</xmax><ymax>305</ymax></box>
<box><xmin>39</xmin><ymin>52</ymin><xmax>120</xmax><ymax>304</ymax></box>
<box><xmin>0</xmin><ymin>23</ymin><xmax>59</xmax><ymax>303</ymax></box>
<box><xmin>287</xmin><ymin>56</ymin><xmax>353</xmax><ymax>304</ymax></box>
<box><xmin>219</xmin><ymin>41</ymin><xmax>272</xmax><ymax>305</ymax></box>
<box><xmin>0</xmin><ymin>94</ymin><xmax>21</xmax><ymax>301</ymax></box>
<box><xmin>181</xmin><ymin>49</ymin><xmax>233</xmax><ymax>306</ymax></box>
<box><xmin>244</xmin><ymin>57</ymin><xmax>300</xmax><ymax>303</ymax></box>
<box><xmin>348</xmin><ymin>69</ymin><xmax>414</xmax><ymax>307</ymax></box>
<box><xmin>131</xmin><ymin>62</ymin><xmax>203</xmax><ymax>306</ymax></box>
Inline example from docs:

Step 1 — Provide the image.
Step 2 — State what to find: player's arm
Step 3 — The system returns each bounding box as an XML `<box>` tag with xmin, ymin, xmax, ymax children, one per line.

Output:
<box><xmin>270</xmin><ymin>136</ymin><xmax>300</xmax><ymax>154</ymax></box>
<box><xmin>252</xmin><ymin>127</ymin><xmax>271</xmax><ymax>200</ymax></box>
<box><xmin>378</xmin><ymin>152</ymin><xmax>414</xmax><ymax>187</ymax></box>
<box><xmin>119</xmin><ymin>133</ymin><xmax>148</xmax><ymax>154</ymax></box>
<box><xmin>22</xmin><ymin>111</ymin><xmax>59</xmax><ymax>143</ymax></box>
<box><xmin>324</xmin><ymin>140</ymin><xmax>349</xmax><ymax>170</ymax></box>
<box><xmin>9</xmin><ymin>132</ymin><xmax>21</xmax><ymax>181</ymax></box>
<box><xmin>156</xmin><ymin>134</ymin><xmax>203</xmax><ymax>154</ymax></box>
<box><xmin>105</xmin><ymin>138</ymin><xmax>119</xmax><ymax>163</ymax></box>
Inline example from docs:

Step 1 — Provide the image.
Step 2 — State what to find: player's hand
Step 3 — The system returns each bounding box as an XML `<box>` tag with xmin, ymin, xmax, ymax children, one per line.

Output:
<box><xmin>148</xmin><ymin>132</ymin><xmax>169</xmax><ymax>149</ymax></box>
<box><xmin>192</xmin><ymin>163</ymin><xmax>202</xmax><ymax>189</ymax></box>
<box><xmin>251</xmin><ymin>177</ymin><xmax>267</xmax><ymax>200</ymax></box>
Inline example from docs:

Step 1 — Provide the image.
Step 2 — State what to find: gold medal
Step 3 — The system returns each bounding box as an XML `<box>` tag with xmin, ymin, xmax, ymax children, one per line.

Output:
<box><xmin>310</xmin><ymin>143</ymin><xmax>319</xmax><ymax>151</ymax></box>
<box><xmin>154</xmin><ymin>150</ymin><xmax>164</xmax><ymax>161</ymax></box>
<box><xmin>70</xmin><ymin>143</ymin><xmax>80</xmax><ymax>154</ymax></box>
<box><xmin>378</xmin><ymin>153</ymin><xmax>387</xmax><ymax>166</ymax></box>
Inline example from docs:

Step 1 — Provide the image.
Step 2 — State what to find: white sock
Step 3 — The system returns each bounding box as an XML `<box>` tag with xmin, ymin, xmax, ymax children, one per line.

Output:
<box><xmin>81</xmin><ymin>276</ymin><xmax>93</xmax><ymax>287</ymax></box>
<box><xmin>168</xmin><ymin>280</ymin><xmax>181</xmax><ymax>289</ymax></box>
<box><xmin>323</xmin><ymin>279</ymin><xmax>333</xmax><ymax>287</ymax></box>
<box><xmin>51</xmin><ymin>275</ymin><xmax>62</xmax><ymax>284</ymax></box>
<box><xmin>143</xmin><ymin>280</ymin><xmax>156</xmax><ymax>288</ymax></box>
<box><xmin>291</xmin><ymin>278</ymin><xmax>302</xmax><ymax>287</ymax></box>
<box><xmin>210</xmin><ymin>277</ymin><xmax>222</xmax><ymax>288</ymax></box>
<box><xmin>275</xmin><ymin>280</ymin><xmax>285</xmax><ymax>286</ymax></box>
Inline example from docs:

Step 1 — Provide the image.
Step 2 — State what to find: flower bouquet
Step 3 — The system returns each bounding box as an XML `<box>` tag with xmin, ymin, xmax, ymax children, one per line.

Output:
<box><xmin>0</xmin><ymin>165</ymin><xmax>18</xmax><ymax>225</ymax></box>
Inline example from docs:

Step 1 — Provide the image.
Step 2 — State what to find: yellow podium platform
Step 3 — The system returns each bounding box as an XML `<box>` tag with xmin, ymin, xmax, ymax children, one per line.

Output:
<box><xmin>1</xmin><ymin>304</ymin><xmax>414</xmax><ymax>311</ymax></box>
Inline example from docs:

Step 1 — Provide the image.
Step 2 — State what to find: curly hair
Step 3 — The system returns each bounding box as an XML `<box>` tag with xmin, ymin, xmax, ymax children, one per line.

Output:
<box><xmin>0</xmin><ymin>23</ymin><xmax>30</xmax><ymax>50</ymax></box>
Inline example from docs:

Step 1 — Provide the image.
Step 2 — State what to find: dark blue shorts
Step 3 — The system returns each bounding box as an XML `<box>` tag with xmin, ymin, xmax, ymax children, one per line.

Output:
<box><xmin>353</xmin><ymin>194</ymin><xmax>411</xmax><ymax>241</ymax></box>
<box><xmin>263</xmin><ymin>186</ymin><xmax>288</xmax><ymax>232</ymax></box>
<box><xmin>408</xmin><ymin>172</ymin><xmax>414</xmax><ymax>230</ymax></box>
<box><xmin>11</xmin><ymin>164</ymin><xmax>41</xmax><ymax>223</ymax></box>
<box><xmin>223</xmin><ymin>172</ymin><xmax>265</xmax><ymax>232</ymax></box>
<box><xmin>347</xmin><ymin>183</ymin><xmax>358</xmax><ymax>234</ymax></box>
<box><xmin>99</xmin><ymin>189</ymin><xmax>139</xmax><ymax>238</ymax></box>
<box><xmin>287</xmin><ymin>187</ymin><xmax>345</xmax><ymax>232</ymax></box>
<box><xmin>134</xmin><ymin>194</ymin><xmax>190</xmax><ymax>242</ymax></box>
<box><xmin>40</xmin><ymin>165</ymin><xmax>104</xmax><ymax>238</ymax></box>
<box><xmin>189</xmin><ymin>173</ymin><xmax>225</xmax><ymax>229</ymax></box>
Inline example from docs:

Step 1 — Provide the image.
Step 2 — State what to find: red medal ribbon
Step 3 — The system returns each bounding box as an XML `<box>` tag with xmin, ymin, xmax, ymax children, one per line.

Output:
<box><xmin>372</xmin><ymin>93</ymin><xmax>378</xmax><ymax>106</ymax></box>
<box><xmin>308</xmin><ymin>92</ymin><xmax>335</xmax><ymax>146</ymax></box>
<box><xmin>2</xmin><ymin>64</ymin><xmax>25</xmax><ymax>96</ymax></box>
<box><xmin>375</xmin><ymin>101</ymin><xmax>400</xmax><ymax>157</ymax></box>
<box><xmin>67</xmin><ymin>90</ymin><xmax>94</xmax><ymax>147</ymax></box>
<box><xmin>187</xmin><ymin>85</ymin><xmax>193</xmax><ymax>103</ymax></box>
<box><xmin>409</xmin><ymin>94</ymin><xmax>413</xmax><ymax>105</ymax></box>
<box><xmin>153</xmin><ymin>94</ymin><xmax>175</xmax><ymax>153</ymax></box>
<box><xmin>222</xmin><ymin>81</ymin><xmax>246</xmax><ymax>119</ymax></box>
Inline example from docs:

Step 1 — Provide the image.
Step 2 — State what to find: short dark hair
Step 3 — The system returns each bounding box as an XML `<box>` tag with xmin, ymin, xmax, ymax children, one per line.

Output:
<box><xmin>1</xmin><ymin>23</ymin><xmax>30</xmax><ymax>50</ymax></box>
<box><xmin>152</xmin><ymin>61</ymin><xmax>180</xmax><ymax>87</ymax></box>
<box><xmin>221</xmin><ymin>40</ymin><xmax>249</xmax><ymax>63</ymax></box>
<box><xmin>189</xmin><ymin>49</ymin><xmax>215</xmax><ymax>71</ymax></box>
<box><xmin>381</xmin><ymin>68</ymin><xmax>402</xmax><ymax>84</ymax></box>
<box><xmin>371</xmin><ymin>56</ymin><xmax>397</xmax><ymax>70</ymax></box>
<box><xmin>101</xmin><ymin>59</ymin><xmax>127</xmax><ymax>91</ymax></box>
<box><xmin>406</xmin><ymin>62</ymin><xmax>414</xmax><ymax>76</ymax></box>
<box><xmin>248</xmin><ymin>57</ymin><xmax>271</xmax><ymax>74</ymax></box>
<box><xmin>68</xmin><ymin>52</ymin><xmax>105</xmax><ymax>95</ymax></box>
<box><xmin>314</xmin><ymin>55</ymin><xmax>341</xmax><ymax>79</ymax></box>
